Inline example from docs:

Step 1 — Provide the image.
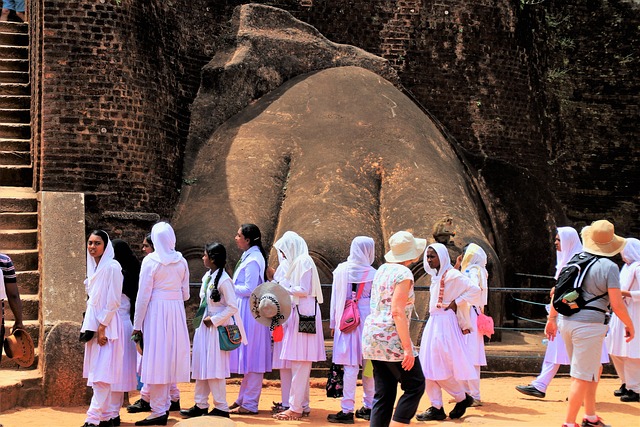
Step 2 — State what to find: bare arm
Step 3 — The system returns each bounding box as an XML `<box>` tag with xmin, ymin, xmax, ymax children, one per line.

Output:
<box><xmin>4</xmin><ymin>282</ymin><xmax>24</xmax><ymax>332</ymax></box>
<box><xmin>609</xmin><ymin>287</ymin><xmax>635</xmax><ymax>342</ymax></box>
<box><xmin>391</xmin><ymin>278</ymin><xmax>414</xmax><ymax>371</ymax></box>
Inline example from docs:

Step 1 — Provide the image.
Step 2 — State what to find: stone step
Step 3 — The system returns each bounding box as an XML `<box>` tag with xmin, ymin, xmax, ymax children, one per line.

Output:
<box><xmin>0</xmin><ymin>164</ymin><xmax>32</xmax><ymax>186</ymax></box>
<box><xmin>0</xmin><ymin>45</ymin><xmax>28</xmax><ymax>60</ymax></box>
<box><xmin>0</xmin><ymin>95</ymin><xmax>29</xmax><ymax>108</ymax></box>
<box><xmin>0</xmin><ymin>31</ymin><xmax>28</xmax><ymax>46</ymax></box>
<box><xmin>0</xmin><ymin>211</ymin><xmax>37</xmax><ymax>228</ymax></box>
<box><xmin>0</xmin><ymin>228</ymin><xmax>37</xmax><ymax>249</ymax></box>
<box><xmin>0</xmin><ymin>369</ymin><xmax>42</xmax><ymax>412</ymax></box>
<box><xmin>2</xmin><ymin>249</ymin><xmax>38</xmax><ymax>271</ymax></box>
<box><xmin>2</xmin><ymin>319</ymin><xmax>40</xmax><ymax>347</ymax></box>
<box><xmin>0</xmin><ymin>58</ymin><xmax>28</xmax><ymax>72</ymax></box>
<box><xmin>0</xmin><ymin>70</ymin><xmax>29</xmax><ymax>84</ymax></box>
<box><xmin>0</xmin><ymin>187</ymin><xmax>37</xmax><ymax>212</ymax></box>
<box><xmin>3</xmin><ymin>293</ymin><xmax>39</xmax><ymax>321</ymax></box>
<box><xmin>0</xmin><ymin>108</ymin><xmax>30</xmax><ymax>123</ymax></box>
<box><xmin>0</xmin><ymin>21</ymin><xmax>28</xmax><ymax>34</ymax></box>
<box><xmin>0</xmin><ymin>150</ymin><xmax>30</xmax><ymax>165</ymax></box>
<box><xmin>0</xmin><ymin>137</ymin><xmax>29</xmax><ymax>150</ymax></box>
<box><xmin>16</xmin><ymin>270</ymin><xmax>39</xmax><ymax>294</ymax></box>
<box><xmin>0</xmin><ymin>82</ymin><xmax>29</xmax><ymax>96</ymax></box>
<box><xmin>0</xmin><ymin>122</ymin><xmax>30</xmax><ymax>138</ymax></box>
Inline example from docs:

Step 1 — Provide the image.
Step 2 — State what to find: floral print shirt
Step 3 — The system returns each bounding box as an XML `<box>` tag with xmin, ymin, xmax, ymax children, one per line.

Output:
<box><xmin>362</xmin><ymin>263</ymin><xmax>417</xmax><ymax>361</ymax></box>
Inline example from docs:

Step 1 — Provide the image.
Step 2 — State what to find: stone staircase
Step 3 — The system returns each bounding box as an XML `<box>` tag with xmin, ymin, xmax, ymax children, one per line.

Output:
<box><xmin>0</xmin><ymin>19</ymin><xmax>43</xmax><ymax>410</ymax></box>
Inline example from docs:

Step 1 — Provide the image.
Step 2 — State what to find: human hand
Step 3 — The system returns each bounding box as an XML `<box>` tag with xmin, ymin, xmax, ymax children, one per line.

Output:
<box><xmin>625</xmin><ymin>324</ymin><xmax>635</xmax><ymax>343</ymax></box>
<box><xmin>97</xmin><ymin>324</ymin><xmax>107</xmax><ymax>346</ymax></box>
<box><xmin>401</xmin><ymin>350</ymin><xmax>415</xmax><ymax>371</ymax></box>
<box><xmin>545</xmin><ymin>318</ymin><xmax>557</xmax><ymax>341</ymax></box>
<box><xmin>330</xmin><ymin>328</ymin><xmax>334</xmax><ymax>337</ymax></box>
<box><xmin>11</xmin><ymin>321</ymin><xmax>25</xmax><ymax>334</ymax></box>
<box><xmin>203</xmin><ymin>317</ymin><xmax>213</xmax><ymax>328</ymax></box>
<box><xmin>445</xmin><ymin>300</ymin><xmax>457</xmax><ymax>313</ymax></box>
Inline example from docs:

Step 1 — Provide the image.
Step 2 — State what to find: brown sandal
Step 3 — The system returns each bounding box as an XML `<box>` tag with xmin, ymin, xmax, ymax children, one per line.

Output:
<box><xmin>273</xmin><ymin>409</ymin><xmax>302</xmax><ymax>420</ymax></box>
<box><xmin>230</xmin><ymin>406</ymin><xmax>258</xmax><ymax>415</ymax></box>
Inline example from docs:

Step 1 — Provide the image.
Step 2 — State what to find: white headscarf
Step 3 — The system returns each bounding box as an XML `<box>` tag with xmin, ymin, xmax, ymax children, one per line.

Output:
<box><xmin>620</xmin><ymin>238</ymin><xmax>640</xmax><ymax>292</ymax></box>
<box><xmin>149</xmin><ymin>222</ymin><xmax>183</xmax><ymax>266</ymax></box>
<box><xmin>460</xmin><ymin>243</ymin><xmax>488</xmax><ymax>291</ymax></box>
<box><xmin>86</xmin><ymin>231</ymin><xmax>117</xmax><ymax>284</ymax></box>
<box><xmin>274</xmin><ymin>231</ymin><xmax>323</xmax><ymax>304</ymax></box>
<box><xmin>555</xmin><ymin>226</ymin><xmax>583</xmax><ymax>279</ymax></box>
<box><xmin>424</xmin><ymin>243</ymin><xmax>452</xmax><ymax>284</ymax></box>
<box><xmin>330</xmin><ymin>236</ymin><xmax>376</xmax><ymax>329</ymax></box>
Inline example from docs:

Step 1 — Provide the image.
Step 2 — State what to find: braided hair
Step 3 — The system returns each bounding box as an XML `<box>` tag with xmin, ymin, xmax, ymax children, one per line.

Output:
<box><xmin>240</xmin><ymin>223</ymin><xmax>269</xmax><ymax>281</ymax></box>
<box><xmin>205</xmin><ymin>242</ymin><xmax>227</xmax><ymax>302</ymax></box>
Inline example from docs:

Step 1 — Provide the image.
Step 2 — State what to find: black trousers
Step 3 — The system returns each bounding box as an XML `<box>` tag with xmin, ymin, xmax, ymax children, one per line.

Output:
<box><xmin>370</xmin><ymin>357</ymin><xmax>425</xmax><ymax>427</ymax></box>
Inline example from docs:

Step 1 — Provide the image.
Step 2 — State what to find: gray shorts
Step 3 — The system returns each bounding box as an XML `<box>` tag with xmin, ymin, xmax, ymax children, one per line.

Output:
<box><xmin>560</xmin><ymin>318</ymin><xmax>608</xmax><ymax>382</ymax></box>
<box><xmin>2</xmin><ymin>0</ymin><xmax>25</xmax><ymax>12</ymax></box>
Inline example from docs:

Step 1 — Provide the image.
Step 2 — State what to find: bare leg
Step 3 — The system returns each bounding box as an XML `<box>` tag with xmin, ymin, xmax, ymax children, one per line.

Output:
<box><xmin>565</xmin><ymin>378</ymin><xmax>588</xmax><ymax>424</ymax></box>
<box><xmin>0</xmin><ymin>9</ymin><xmax>11</xmax><ymax>21</ymax></box>
<box><xmin>16</xmin><ymin>11</ymin><xmax>25</xmax><ymax>22</ymax></box>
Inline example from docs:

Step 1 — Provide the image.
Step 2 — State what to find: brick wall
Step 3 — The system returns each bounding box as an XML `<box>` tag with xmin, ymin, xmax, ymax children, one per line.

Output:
<box><xmin>31</xmin><ymin>0</ymin><xmax>639</xmax><ymax>265</ymax></box>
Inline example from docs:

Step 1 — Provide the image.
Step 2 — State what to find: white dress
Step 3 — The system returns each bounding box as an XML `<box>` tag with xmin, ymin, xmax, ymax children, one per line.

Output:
<box><xmin>82</xmin><ymin>258</ymin><xmax>124</xmax><ymax>385</ymax></box>
<box><xmin>607</xmin><ymin>261</ymin><xmax>640</xmax><ymax>359</ymax></box>
<box><xmin>192</xmin><ymin>269</ymin><xmax>239</xmax><ymax>380</ymax></box>
<box><xmin>133</xmin><ymin>255</ymin><xmax>191</xmax><ymax>385</ymax></box>
<box><xmin>110</xmin><ymin>295</ymin><xmax>138</xmax><ymax>392</ymax></box>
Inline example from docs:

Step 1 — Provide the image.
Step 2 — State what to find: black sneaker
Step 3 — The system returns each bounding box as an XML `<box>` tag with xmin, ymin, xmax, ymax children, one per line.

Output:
<box><xmin>169</xmin><ymin>399</ymin><xmax>181</xmax><ymax>411</ymax></box>
<box><xmin>581</xmin><ymin>416</ymin><xmax>611</xmax><ymax>427</ymax></box>
<box><xmin>449</xmin><ymin>393</ymin><xmax>474</xmax><ymax>419</ymax></box>
<box><xmin>127</xmin><ymin>399</ymin><xmax>151</xmax><ymax>413</ymax></box>
<box><xmin>208</xmin><ymin>408</ymin><xmax>231</xmax><ymax>418</ymax></box>
<box><xmin>180</xmin><ymin>405</ymin><xmax>208</xmax><ymax>418</ymax></box>
<box><xmin>515</xmin><ymin>384</ymin><xmax>546</xmax><ymax>398</ymax></box>
<box><xmin>327</xmin><ymin>411</ymin><xmax>355</xmax><ymax>424</ymax></box>
<box><xmin>355</xmin><ymin>406</ymin><xmax>371</xmax><ymax>421</ymax></box>
<box><xmin>98</xmin><ymin>420</ymin><xmax>113</xmax><ymax>427</ymax></box>
<box><xmin>111</xmin><ymin>417</ymin><xmax>120</xmax><ymax>427</ymax></box>
<box><xmin>613</xmin><ymin>383</ymin><xmax>627</xmax><ymax>397</ymax></box>
<box><xmin>620</xmin><ymin>389</ymin><xmax>639</xmax><ymax>402</ymax></box>
<box><xmin>416</xmin><ymin>406</ymin><xmax>446</xmax><ymax>421</ymax></box>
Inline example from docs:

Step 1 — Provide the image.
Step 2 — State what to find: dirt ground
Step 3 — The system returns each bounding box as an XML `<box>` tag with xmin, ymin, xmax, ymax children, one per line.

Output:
<box><xmin>1</xmin><ymin>377</ymin><xmax>638</xmax><ymax>427</ymax></box>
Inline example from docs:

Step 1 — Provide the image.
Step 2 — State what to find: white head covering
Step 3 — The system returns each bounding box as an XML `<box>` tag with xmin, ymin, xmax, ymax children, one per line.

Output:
<box><xmin>555</xmin><ymin>226</ymin><xmax>583</xmax><ymax>279</ymax></box>
<box><xmin>274</xmin><ymin>231</ymin><xmax>323</xmax><ymax>304</ymax></box>
<box><xmin>86</xmin><ymin>231</ymin><xmax>116</xmax><ymax>281</ymax></box>
<box><xmin>424</xmin><ymin>243</ymin><xmax>452</xmax><ymax>283</ymax></box>
<box><xmin>460</xmin><ymin>243</ymin><xmax>488</xmax><ymax>291</ymax></box>
<box><xmin>149</xmin><ymin>222</ymin><xmax>183</xmax><ymax>266</ymax></box>
<box><xmin>620</xmin><ymin>238</ymin><xmax>640</xmax><ymax>292</ymax></box>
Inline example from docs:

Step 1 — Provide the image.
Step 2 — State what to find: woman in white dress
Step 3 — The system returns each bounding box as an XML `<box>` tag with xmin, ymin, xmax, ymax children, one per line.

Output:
<box><xmin>81</xmin><ymin>230</ymin><xmax>124</xmax><ymax>427</ymax></box>
<box><xmin>181</xmin><ymin>242</ymin><xmax>247</xmax><ymax>418</ymax></box>
<box><xmin>272</xmin><ymin>231</ymin><xmax>326</xmax><ymax>421</ymax></box>
<box><xmin>132</xmin><ymin>222</ymin><xmax>191</xmax><ymax>426</ymax></box>
<box><xmin>229</xmin><ymin>223</ymin><xmax>271</xmax><ymax>415</ymax></box>
<box><xmin>607</xmin><ymin>237</ymin><xmax>640</xmax><ymax>402</ymax></box>
<box><xmin>458</xmin><ymin>243</ymin><xmax>489</xmax><ymax>406</ymax></box>
<box><xmin>103</xmin><ymin>239</ymin><xmax>140</xmax><ymax>425</ymax></box>
<box><xmin>327</xmin><ymin>236</ymin><xmax>376</xmax><ymax>423</ymax></box>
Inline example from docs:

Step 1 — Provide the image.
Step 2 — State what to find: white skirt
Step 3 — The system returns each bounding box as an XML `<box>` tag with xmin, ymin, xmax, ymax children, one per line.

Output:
<box><xmin>606</xmin><ymin>306</ymin><xmax>640</xmax><ymax>359</ymax></box>
<box><xmin>111</xmin><ymin>311</ymin><xmax>138</xmax><ymax>392</ymax></box>
<box><xmin>463</xmin><ymin>308</ymin><xmax>487</xmax><ymax>367</ymax></box>
<box><xmin>273</xmin><ymin>320</ymin><xmax>292</xmax><ymax>370</ymax></box>
<box><xmin>191</xmin><ymin>320</ymin><xmax>231</xmax><ymax>380</ymax></box>
<box><xmin>280</xmin><ymin>297</ymin><xmax>326</xmax><ymax>362</ymax></box>
<box><xmin>83</xmin><ymin>314</ymin><xmax>124</xmax><ymax>386</ymax></box>
<box><xmin>419</xmin><ymin>309</ymin><xmax>478</xmax><ymax>381</ymax></box>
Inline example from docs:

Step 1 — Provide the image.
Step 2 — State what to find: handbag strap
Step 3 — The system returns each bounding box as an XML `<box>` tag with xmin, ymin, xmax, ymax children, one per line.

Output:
<box><xmin>353</xmin><ymin>271</ymin><xmax>368</xmax><ymax>302</ymax></box>
<box><xmin>436</xmin><ymin>270</ymin><xmax>448</xmax><ymax>309</ymax></box>
<box><xmin>296</xmin><ymin>297</ymin><xmax>317</xmax><ymax>316</ymax></box>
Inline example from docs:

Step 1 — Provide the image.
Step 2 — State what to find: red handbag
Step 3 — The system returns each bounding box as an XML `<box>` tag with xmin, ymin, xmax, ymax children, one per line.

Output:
<box><xmin>339</xmin><ymin>281</ymin><xmax>364</xmax><ymax>333</ymax></box>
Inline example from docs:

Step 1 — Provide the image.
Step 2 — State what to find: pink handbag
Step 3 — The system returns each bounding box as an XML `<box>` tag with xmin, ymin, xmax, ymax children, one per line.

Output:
<box><xmin>475</xmin><ymin>307</ymin><xmax>494</xmax><ymax>338</ymax></box>
<box><xmin>339</xmin><ymin>281</ymin><xmax>365</xmax><ymax>333</ymax></box>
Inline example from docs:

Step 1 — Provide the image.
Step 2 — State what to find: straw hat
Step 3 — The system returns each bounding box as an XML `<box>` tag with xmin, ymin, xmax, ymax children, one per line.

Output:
<box><xmin>3</xmin><ymin>328</ymin><xmax>35</xmax><ymax>367</ymax></box>
<box><xmin>384</xmin><ymin>231</ymin><xmax>426</xmax><ymax>263</ymax></box>
<box><xmin>581</xmin><ymin>220</ymin><xmax>626</xmax><ymax>257</ymax></box>
<box><xmin>250</xmin><ymin>281</ymin><xmax>291</xmax><ymax>330</ymax></box>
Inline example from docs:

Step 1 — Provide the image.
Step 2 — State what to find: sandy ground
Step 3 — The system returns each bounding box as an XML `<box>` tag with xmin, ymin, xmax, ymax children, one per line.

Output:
<box><xmin>1</xmin><ymin>377</ymin><xmax>638</xmax><ymax>427</ymax></box>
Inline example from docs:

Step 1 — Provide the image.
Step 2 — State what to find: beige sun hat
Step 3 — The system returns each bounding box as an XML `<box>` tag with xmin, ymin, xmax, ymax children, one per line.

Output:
<box><xmin>3</xmin><ymin>328</ymin><xmax>35</xmax><ymax>368</ymax></box>
<box><xmin>250</xmin><ymin>281</ymin><xmax>292</xmax><ymax>330</ymax></box>
<box><xmin>384</xmin><ymin>230</ymin><xmax>427</xmax><ymax>263</ymax></box>
<box><xmin>581</xmin><ymin>219</ymin><xmax>626</xmax><ymax>257</ymax></box>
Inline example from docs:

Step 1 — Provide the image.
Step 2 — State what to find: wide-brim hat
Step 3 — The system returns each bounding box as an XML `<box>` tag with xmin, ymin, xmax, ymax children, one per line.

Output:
<box><xmin>581</xmin><ymin>220</ymin><xmax>626</xmax><ymax>257</ymax></box>
<box><xmin>3</xmin><ymin>328</ymin><xmax>35</xmax><ymax>367</ymax></box>
<box><xmin>384</xmin><ymin>231</ymin><xmax>427</xmax><ymax>263</ymax></box>
<box><xmin>250</xmin><ymin>281</ymin><xmax>292</xmax><ymax>329</ymax></box>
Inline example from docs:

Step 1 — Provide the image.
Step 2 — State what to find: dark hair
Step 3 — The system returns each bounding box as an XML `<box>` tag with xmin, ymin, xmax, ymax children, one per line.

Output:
<box><xmin>240</xmin><ymin>223</ymin><xmax>269</xmax><ymax>281</ymax></box>
<box><xmin>144</xmin><ymin>233</ymin><xmax>154</xmax><ymax>249</ymax></box>
<box><xmin>90</xmin><ymin>229</ymin><xmax>110</xmax><ymax>245</ymax></box>
<box><xmin>112</xmin><ymin>239</ymin><xmax>141</xmax><ymax>321</ymax></box>
<box><xmin>205</xmin><ymin>242</ymin><xmax>227</xmax><ymax>302</ymax></box>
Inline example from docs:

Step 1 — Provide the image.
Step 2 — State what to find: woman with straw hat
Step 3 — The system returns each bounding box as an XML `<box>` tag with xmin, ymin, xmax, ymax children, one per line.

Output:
<box><xmin>362</xmin><ymin>230</ymin><xmax>426</xmax><ymax>427</ymax></box>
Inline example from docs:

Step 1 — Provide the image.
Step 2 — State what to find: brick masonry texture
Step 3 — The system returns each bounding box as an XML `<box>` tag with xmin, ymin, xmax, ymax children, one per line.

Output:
<box><xmin>29</xmin><ymin>0</ymin><xmax>639</xmax><ymax>253</ymax></box>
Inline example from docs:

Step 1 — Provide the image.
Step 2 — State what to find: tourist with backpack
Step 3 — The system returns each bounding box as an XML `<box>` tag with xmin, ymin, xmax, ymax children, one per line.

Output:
<box><xmin>545</xmin><ymin>220</ymin><xmax>635</xmax><ymax>427</ymax></box>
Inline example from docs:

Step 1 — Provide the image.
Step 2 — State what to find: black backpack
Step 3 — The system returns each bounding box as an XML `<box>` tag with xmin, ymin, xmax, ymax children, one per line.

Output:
<box><xmin>552</xmin><ymin>252</ymin><xmax>608</xmax><ymax>316</ymax></box>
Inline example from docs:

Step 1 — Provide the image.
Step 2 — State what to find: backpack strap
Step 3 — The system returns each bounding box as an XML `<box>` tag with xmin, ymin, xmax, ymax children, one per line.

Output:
<box><xmin>580</xmin><ymin>292</ymin><xmax>609</xmax><ymax>313</ymax></box>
